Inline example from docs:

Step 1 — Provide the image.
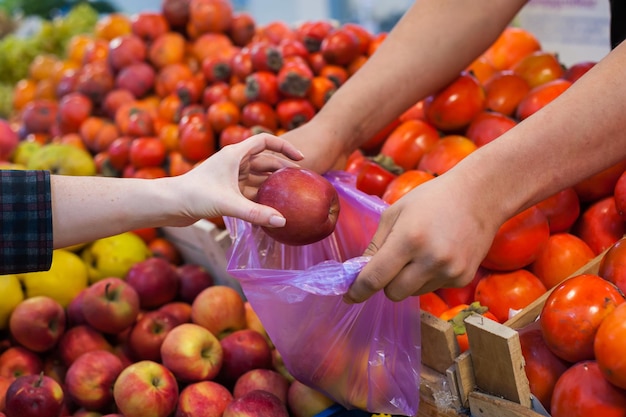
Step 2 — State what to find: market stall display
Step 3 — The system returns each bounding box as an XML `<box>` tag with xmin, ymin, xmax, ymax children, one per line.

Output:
<box><xmin>0</xmin><ymin>0</ymin><xmax>624</xmax><ymax>416</ymax></box>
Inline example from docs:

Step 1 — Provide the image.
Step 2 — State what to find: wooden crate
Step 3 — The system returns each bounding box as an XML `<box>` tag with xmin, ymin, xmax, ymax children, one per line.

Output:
<box><xmin>460</xmin><ymin>251</ymin><xmax>606</xmax><ymax>417</ymax></box>
<box><xmin>162</xmin><ymin>222</ymin><xmax>609</xmax><ymax>417</ymax></box>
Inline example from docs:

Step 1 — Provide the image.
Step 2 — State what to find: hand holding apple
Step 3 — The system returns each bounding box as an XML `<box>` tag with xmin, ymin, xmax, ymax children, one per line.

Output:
<box><xmin>255</xmin><ymin>167</ymin><xmax>340</xmax><ymax>246</ymax></box>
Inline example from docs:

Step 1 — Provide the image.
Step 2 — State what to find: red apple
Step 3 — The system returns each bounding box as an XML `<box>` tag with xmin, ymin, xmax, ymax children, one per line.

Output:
<box><xmin>176</xmin><ymin>264</ymin><xmax>214</xmax><ymax>303</ymax></box>
<box><xmin>159</xmin><ymin>301</ymin><xmax>192</xmax><ymax>325</ymax></box>
<box><xmin>233</xmin><ymin>369</ymin><xmax>289</xmax><ymax>403</ymax></box>
<box><xmin>127</xmin><ymin>309</ymin><xmax>179</xmax><ymax>362</ymax></box>
<box><xmin>9</xmin><ymin>296</ymin><xmax>66</xmax><ymax>353</ymax></box>
<box><xmin>42</xmin><ymin>352</ymin><xmax>67</xmax><ymax>387</ymax></box>
<box><xmin>287</xmin><ymin>379</ymin><xmax>336</xmax><ymax>417</ymax></box>
<box><xmin>0</xmin><ymin>375</ymin><xmax>12</xmax><ymax>410</ymax></box>
<box><xmin>65</xmin><ymin>350</ymin><xmax>124</xmax><ymax>411</ymax></box>
<box><xmin>218</xmin><ymin>329</ymin><xmax>273</xmax><ymax>387</ymax></box>
<box><xmin>82</xmin><ymin>277</ymin><xmax>141</xmax><ymax>334</ymax></box>
<box><xmin>0</xmin><ymin>119</ymin><xmax>19</xmax><ymax>160</ymax></box>
<box><xmin>0</xmin><ymin>347</ymin><xmax>43</xmax><ymax>380</ymax></box>
<box><xmin>191</xmin><ymin>285</ymin><xmax>247</xmax><ymax>339</ymax></box>
<box><xmin>255</xmin><ymin>167</ymin><xmax>340</xmax><ymax>246</ymax></box>
<box><xmin>115</xmin><ymin>62</ymin><xmax>156</xmax><ymax>99</ymax></box>
<box><xmin>564</xmin><ymin>60</ymin><xmax>596</xmax><ymax>83</ymax></box>
<box><xmin>108</xmin><ymin>34</ymin><xmax>147</xmax><ymax>72</ymax></box>
<box><xmin>175</xmin><ymin>381</ymin><xmax>233</xmax><ymax>417</ymax></box>
<box><xmin>125</xmin><ymin>257</ymin><xmax>179</xmax><ymax>309</ymax></box>
<box><xmin>160</xmin><ymin>323</ymin><xmax>223</xmax><ymax>383</ymax></box>
<box><xmin>4</xmin><ymin>374</ymin><xmax>64</xmax><ymax>417</ymax></box>
<box><xmin>223</xmin><ymin>390</ymin><xmax>289</xmax><ymax>417</ymax></box>
<box><xmin>113</xmin><ymin>360</ymin><xmax>179</xmax><ymax>417</ymax></box>
<box><xmin>66</xmin><ymin>288</ymin><xmax>88</xmax><ymax>327</ymax></box>
<box><xmin>244</xmin><ymin>301</ymin><xmax>272</xmax><ymax>347</ymax></box>
<box><xmin>57</xmin><ymin>325</ymin><xmax>114</xmax><ymax>367</ymax></box>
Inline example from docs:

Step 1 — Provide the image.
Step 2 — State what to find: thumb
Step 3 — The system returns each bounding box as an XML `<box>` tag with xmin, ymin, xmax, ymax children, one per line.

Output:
<box><xmin>224</xmin><ymin>199</ymin><xmax>287</xmax><ymax>228</ymax></box>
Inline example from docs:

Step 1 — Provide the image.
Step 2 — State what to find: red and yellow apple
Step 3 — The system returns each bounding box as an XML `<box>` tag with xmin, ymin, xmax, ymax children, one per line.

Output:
<box><xmin>81</xmin><ymin>277</ymin><xmax>141</xmax><ymax>334</ymax></box>
<box><xmin>218</xmin><ymin>329</ymin><xmax>273</xmax><ymax>387</ymax></box>
<box><xmin>113</xmin><ymin>360</ymin><xmax>179</xmax><ymax>417</ymax></box>
<box><xmin>4</xmin><ymin>374</ymin><xmax>64</xmax><ymax>417</ymax></box>
<box><xmin>160</xmin><ymin>323</ymin><xmax>223</xmax><ymax>382</ymax></box>
<box><xmin>223</xmin><ymin>390</ymin><xmax>289</xmax><ymax>417</ymax></box>
<box><xmin>127</xmin><ymin>309</ymin><xmax>179</xmax><ymax>362</ymax></box>
<box><xmin>9</xmin><ymin>296</ymin><xmax>66</xmax><ymax>353</ymax></box>
<box><xmin>64</xmin><ymin>349</ymin><xmax>125</xmax><ymax>411</ymax></box>
<box><xmin>233</xmin><ymin>369</ymin><xmax>289</xmax><ymax>403</ymax></box>
<box><xmin>255</xmin><ymin>167</ymin><xmax>340</xmax><ymax>246</ymax></box>
<box><xmin>125</xmin><ymin>257</ymin><xmax>179</xmax><ymax>309</ymax></box>
<box><xmin>191</xmin><ymin>285</ymin><xmax>247</xmax><ymax>338</ymax></box>
<box><xmin>175</xmin><ymin>380</ymin><xmax>233</xmax><ymax>417</ymax></box>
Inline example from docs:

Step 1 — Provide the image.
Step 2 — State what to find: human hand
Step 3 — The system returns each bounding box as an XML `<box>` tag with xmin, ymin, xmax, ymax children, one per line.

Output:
<box><xmin>174</xmin><ymin>133</ymin><xmax>303</xmax><ymax>227</ymax></box>
<box><xmin>343</xmin><ymin>173</ymin><xmax>504</xmax><ymax>303</ymax></box>
<box><xmin>279</xmin><ymin>121</ymin><xmax>351</xmax><ymax>174</ymax></box>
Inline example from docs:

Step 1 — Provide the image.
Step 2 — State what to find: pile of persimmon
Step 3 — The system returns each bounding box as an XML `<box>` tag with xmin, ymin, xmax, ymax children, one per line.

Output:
<box><xmin>8</xmin><ymin>0</ymin><xmax>386</xmax><ymax>183</ymax></box>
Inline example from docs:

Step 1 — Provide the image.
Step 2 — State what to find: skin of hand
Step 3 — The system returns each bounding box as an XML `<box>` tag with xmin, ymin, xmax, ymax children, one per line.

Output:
<box><xmin>278</xmin><ymin>0</ymin><xmax>626</xmax><ymax>304</ymax></box>
<box><xmin>345</xmin><ymin>39</ymin><xmax>626</xmax><ymax>303</ymax></box>
<box><xmin>50</xmin><ymin>133</ymin><xmax>303</xmax><ymax>249</ymax></box>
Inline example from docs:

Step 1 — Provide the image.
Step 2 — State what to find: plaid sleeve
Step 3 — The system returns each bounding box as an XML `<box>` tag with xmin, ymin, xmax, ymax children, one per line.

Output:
<box><xmin>0</xmin><ymin>170</ymin><xmax>53</xmax><ymax>274</ymax></box>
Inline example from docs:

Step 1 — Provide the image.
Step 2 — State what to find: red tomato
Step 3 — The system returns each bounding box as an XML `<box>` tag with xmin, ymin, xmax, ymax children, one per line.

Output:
<box><xmin>399</xmin><ymin>100</ymin><xmax>426</xmax><ymax>122</ymax></box>
<box><xmin>240</xmin><ymin>101</ymin><xmax>278</xmax><ymax>131</ymax></box>
<box><xmin>379</xmin><ymin>119</ymin><xmax>440</xmax><ymax>171</ymax></box>
<box><xmin>219</xmin><ymin>124</ymin><xmax>251</xmax><ymax>148</ymax></box>
<box><xmin>516</xmin><ymin>79</ymin><xmax>571</xmax><ymax>121</ymax></box>
<box><xmin>277</xmin><ymin>60</ymin><xmax>314</xmax><ymax>98</ymax></box>
<box><xmin>573</xmin><ymin>196</ymin><xmax>625</xmax><ymax>255</ymax></box>
<box><xmin>511</xmin><ymin>51</ymin><xmax>565</xmax><ymax>88</ymax></box>
<box><xmin>551</xmin><ymin>361</ymin><xmax>626</xmax><ymax>417</ymax></box>
<box><xmin>574</xmin><ymin>159</ymin><xmax>626</xmax><ymax>203</ymax></box>
<box><xmin>483</xmin><ymin>70</ymin><xmax>530</xmax><ymax>117</ymax></box>
<box><xmin>614</xmin><ymin>170</ymin><xmax>626</xmax><ymax>221</ymax></box>
<box><xmin>344</xmin><ymin>149</ymin><xmax>366</xmax><ymax>173</ymax></box>
<box><xmin>598</xmin><ymin>236</ymin><xmax>626</xmax><ymax>294</ymax></box>
<box><xmin>539</xmin><ymin>273</ymin><xmax>625</xmax><ymax>363</ymax></box>
<box><xmin>563</xmin><ymin>61</ymin><xmax>596</xmax><ymax>83</ymax></box>
<box><xmin>518</xmin><ymin>324</ymin><xmax>570</xmax><ymax>414</ymax></box>
<box><xmin>474</xmin><ymin>269</ymin><xmax>547</xmax><ymax>323</ymax></box>
<box><xmin>535</xmin><ymin>187</ymin><xmax>581</xmax><ymax>233</ymax></box>
<box><xmin>360</xmin><ymin>117</ymin><xmax>401</xmax><ymax>154</ymax></box>
<box><xmin>178</xmin><ymin>119</ymin><xmax>216</xmax><ymax>163</ymax></box>
<box><xmin>594</xmin><ymin>302</ymin><xmax>626</xmax><ymax>390</ymax></box>
<box><xmin>355</xmin><ymin>159</ymin><xmax>397</xmax><ymax>198</ymax></box>
<box><xmin>244</xmin><ymin>71</ymin><xmax>279</xmax><ymax>105</ymax></box>
<box><xmin>417</xmin><ymin>135</ymin><xmax>477</xmax><ymax>176</ymax></box>
<box><xmin>418</xmin><ymin>292</ymin><xmax>449</xmax><ymax>317</ymax></box>
<box><xmin>275</xmin><ymin>98</ymin><xmax>315</xmax><ymax>131</ymax></box>
<box><xmin>424</xmin><ymin>71</ymin><xmax>486</xmax><ymax>132</ymax></box>
<box><xmin>481</xmin><ymin>205</ymin><xmax>551</xmax><ymax>271</ymax></box>
<box><xmin>129</xmin><ymin>136</ymin><xmax>167</xmax><ymax>168</ymax></box>
<box><xmin>436</xmin><ymin>267</ymin><xmax>487</xmax><ymax>307</ymax></box>
<box><xmin>530</xmin><ymin>232</ymin><xmax>596</xmax><ymax>289</ymax></box>
<box><xmin>381</xmin><ymin>169</ymin><xmax>435</xmax><ymax>205</ymax></box>
<box><xmin>439</xmin><ymin>302</ymin><xmax>499</xmax><ymax>353</ymax></box>
<box><xmin>464</xmin><ymin>110</ymin><xmax>517</xmax><ymax>147</ymax></box>
<box><xmin>320</xmin><ymin>28</ymin><xmax>360</xmax><ymax>66</ymax></box>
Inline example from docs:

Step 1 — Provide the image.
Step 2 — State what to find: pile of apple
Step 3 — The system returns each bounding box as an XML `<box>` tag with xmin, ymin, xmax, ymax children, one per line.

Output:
<box><xmin>0</xmin><ymin>247</ymin><xmax>340</xmax><ymax>417</ymax></box>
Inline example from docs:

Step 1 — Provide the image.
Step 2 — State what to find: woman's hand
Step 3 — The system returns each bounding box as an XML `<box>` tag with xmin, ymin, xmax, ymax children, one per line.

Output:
<box><xmin>175</xmin><ymin>133</ymin><xmax>304</xmax><ymax>227</ymax></box>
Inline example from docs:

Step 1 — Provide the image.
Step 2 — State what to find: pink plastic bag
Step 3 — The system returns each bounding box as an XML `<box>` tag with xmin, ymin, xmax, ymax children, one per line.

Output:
<box><xmin>224</xmin><ymin>171</ymin><xmax>421</xmax><ymax>416</ymax></box>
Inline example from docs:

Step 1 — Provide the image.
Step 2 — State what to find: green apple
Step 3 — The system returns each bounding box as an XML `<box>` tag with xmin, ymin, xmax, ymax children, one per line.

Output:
<box><xmin>81</xmin><ymin>232</ymin><xmax>151</xmax><ymax>284</ymax></box>
<box><xmin>11</xmin><ymin>141</ymin><xmax>41</xmax><ymax>167</ymax></box>
<box><xmin>26</xmin><ymin>143</ymin><xmax>96</xmax><ymax>176</ymax></box>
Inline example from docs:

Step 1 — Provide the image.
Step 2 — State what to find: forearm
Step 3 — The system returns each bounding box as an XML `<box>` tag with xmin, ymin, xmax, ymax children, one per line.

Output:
<box><xmin>451</xmin><ymin>41</ymin><xmax>626</xmax><ymax>225</ymax></box>
<box><xmin>51</xmin><ymin>175</ymin><xmax>181</xmax><ymax>248</ymax></box>
<box><xmin>314</xmin><ymin>0</ymin><xmax>528</xmax><ymax>153</ymax></box>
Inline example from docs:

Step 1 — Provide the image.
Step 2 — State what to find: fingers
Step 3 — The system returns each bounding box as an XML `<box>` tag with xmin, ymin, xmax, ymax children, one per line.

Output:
<box><xmin>231</xmin><ymin>133</ymin><xmax>304</xmax><ymax>162</ymax></box>
<box><xmin>222</xmin><ymin>197</ymin><xmax>287</xmax><ymax>228</ymax></box>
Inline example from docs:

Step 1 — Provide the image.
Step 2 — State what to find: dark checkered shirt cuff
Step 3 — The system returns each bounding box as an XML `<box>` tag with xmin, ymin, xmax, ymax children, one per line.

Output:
<box><xmin>1</xmin><ymin>170</ymin><xmax>53</xmax><ymax>274</ymax></box>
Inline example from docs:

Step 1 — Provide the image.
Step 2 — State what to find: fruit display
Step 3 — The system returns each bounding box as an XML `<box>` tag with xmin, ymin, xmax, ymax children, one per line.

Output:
<box><xmin>0</xmin><ymin>0</ymin><xmax>625</xmax><ymax>415</ymax></box>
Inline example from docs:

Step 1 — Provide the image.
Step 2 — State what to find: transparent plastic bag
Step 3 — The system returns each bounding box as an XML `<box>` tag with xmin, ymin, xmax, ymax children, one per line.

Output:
<box><xmin>224</xmin><ymin>171</ymin><xmax>421</xmax><ymax>416</ymax></box>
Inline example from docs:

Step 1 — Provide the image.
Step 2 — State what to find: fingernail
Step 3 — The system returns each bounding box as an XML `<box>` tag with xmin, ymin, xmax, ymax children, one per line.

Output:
<box><xmin>269</xmin><ymin>215</ymin><xmax>286</xmax><ymax>227</ymax></box>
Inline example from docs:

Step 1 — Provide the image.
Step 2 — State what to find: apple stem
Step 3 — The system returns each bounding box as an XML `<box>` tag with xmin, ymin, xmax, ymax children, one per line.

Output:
<box><xmin>36</xmin><ymin>371</ymin><xmax>45</xmax><ymax>388</ymax></box>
